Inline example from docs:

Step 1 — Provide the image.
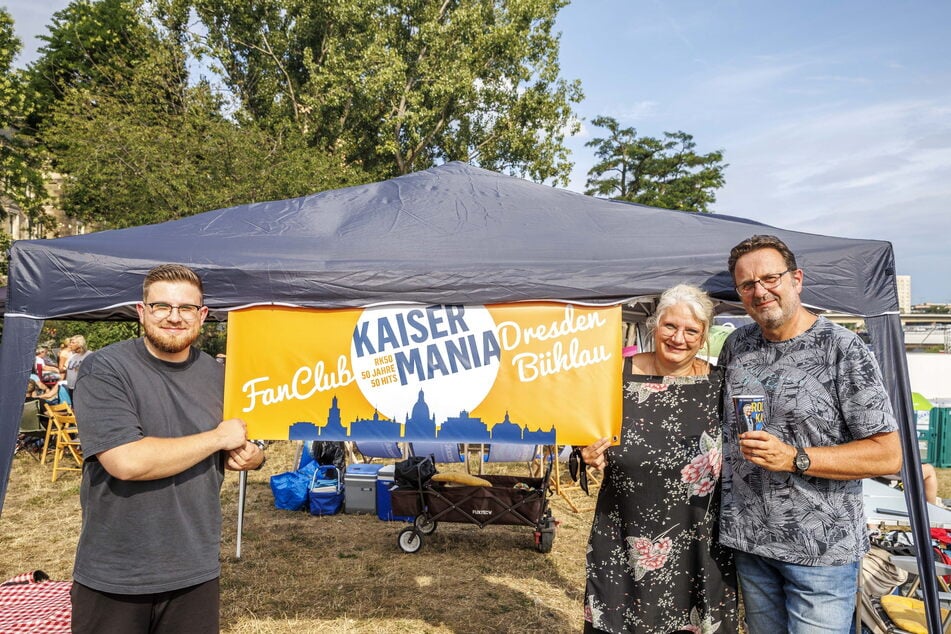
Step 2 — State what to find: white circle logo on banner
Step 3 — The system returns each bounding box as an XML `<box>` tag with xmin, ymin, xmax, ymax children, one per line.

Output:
<box><xmin>350</xmin><ymin>305</ymin><xmax>501</xmax><ymax>423</ymax></box>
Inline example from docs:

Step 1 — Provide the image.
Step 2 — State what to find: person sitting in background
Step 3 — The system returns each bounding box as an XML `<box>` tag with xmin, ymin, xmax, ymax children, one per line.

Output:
<box><xmin>35</xmin><ymin>346</ymin><xmax>60</xmax><ymax>384</ymax></box>
<box><xmin>27</xmin><ymin>374</ymin><xmax>71</xmax><ymax>407</ymax></box>
<box><xmin>882</xmin><ymin>463</ymin><xmax>945</xmax><ymax>507</ymax></box>
<box><xmin>922</xmin><ymin>463</ymin><xmax>944</xmax><ymax>507</ymax></box>
<box><xmin>579</xmin><ymin>283</ymin><xmax>738</xmax><ymax>633</ymax></box>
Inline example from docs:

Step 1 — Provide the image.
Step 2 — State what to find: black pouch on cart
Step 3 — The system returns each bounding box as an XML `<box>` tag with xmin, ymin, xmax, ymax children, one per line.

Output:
<box><xmin>394</xmin><ymin>456</ymin><xmax>437</xmax><ymax>488</ymax></box>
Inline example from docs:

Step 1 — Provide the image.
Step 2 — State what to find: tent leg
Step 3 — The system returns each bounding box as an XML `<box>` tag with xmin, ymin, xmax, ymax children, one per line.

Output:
<box><xmin>236</xmin><ymin>470</ymin><xmax>247</xmax><ymax>559</ymax></box>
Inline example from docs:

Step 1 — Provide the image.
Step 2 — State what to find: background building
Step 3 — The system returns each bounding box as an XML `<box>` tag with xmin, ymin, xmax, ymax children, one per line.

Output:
<box><xmin>896</xmin><ymin>275</ymin><xmax>912</xmax><ymax>314</ymax></box>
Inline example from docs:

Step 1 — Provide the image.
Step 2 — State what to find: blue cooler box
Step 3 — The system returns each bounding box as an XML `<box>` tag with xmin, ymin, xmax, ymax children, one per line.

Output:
<box><xmin>345</xmin><ymin>463</ymin><xmax>383</xmax><ymax>514</ymax></box>
<box><xmin>376</xmin><ymin>464</ymin><xmax>413</xmax><ymax>522</ymax></box>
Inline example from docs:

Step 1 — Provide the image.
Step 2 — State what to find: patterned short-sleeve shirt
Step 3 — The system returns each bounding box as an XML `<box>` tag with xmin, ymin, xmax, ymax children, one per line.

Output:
<box><xmin>719</xmin><ymin>316</ymin><xmax>897</xmax><ymax>566</ymax></box>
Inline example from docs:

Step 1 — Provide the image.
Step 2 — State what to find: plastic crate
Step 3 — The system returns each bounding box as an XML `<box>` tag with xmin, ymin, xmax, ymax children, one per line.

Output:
<box><xmin>928</xmin><ymin>408</ymin><xmax>951</xmax><ymax>468</ymax></box>
<box><xmin>376</xmin><ymin>465</ymin><xmax>413</xmax><ymax>522</ymax></box>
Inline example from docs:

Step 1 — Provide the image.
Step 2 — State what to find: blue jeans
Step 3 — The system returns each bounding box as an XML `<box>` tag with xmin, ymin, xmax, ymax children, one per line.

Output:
<box><xmin>735</xmin><ymin>551</ymin><xmax>859</xmax><ymax>634</ymax></box>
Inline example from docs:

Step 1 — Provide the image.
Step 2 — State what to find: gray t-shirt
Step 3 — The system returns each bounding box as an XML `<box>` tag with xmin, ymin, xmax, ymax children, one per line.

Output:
<box><xmin>65</xmin><ymin>350</ymin><xmax>89</xmax><ymax>388</ymax></box>
<box><xmin>719</xmin><ymin>316</ymin><xmax>897</xmax><ymax>566</ymax></box>
<box><xmin>72</xmin><ymin>338</ymin><xmax>225</xmax><ymax>594</ymax></box>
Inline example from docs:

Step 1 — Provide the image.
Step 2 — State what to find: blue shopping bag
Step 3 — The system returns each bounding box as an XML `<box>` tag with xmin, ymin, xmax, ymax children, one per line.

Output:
<box><xmin>270</xmin><ymin>461</ymin><xmax>318</xmax><ymax>511</ymax></box>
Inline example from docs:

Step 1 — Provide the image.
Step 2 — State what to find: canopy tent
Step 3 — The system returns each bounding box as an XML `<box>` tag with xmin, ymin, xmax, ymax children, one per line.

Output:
<box><xmin>0</xmin><ymin>161</ymin><xmax>938</xmax><ymax>629</ymax></box>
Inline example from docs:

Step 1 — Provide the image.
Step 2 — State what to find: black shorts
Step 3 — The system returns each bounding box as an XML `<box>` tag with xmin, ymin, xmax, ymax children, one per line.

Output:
<box><xmin>70</xmin><ymin>577</ymin><xmax>219</xmax><ymax>634</ymax></box>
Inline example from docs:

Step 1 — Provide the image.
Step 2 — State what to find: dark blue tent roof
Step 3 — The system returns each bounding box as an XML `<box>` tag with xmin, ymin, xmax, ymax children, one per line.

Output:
<box><xmin>5</xmin><ymin>161</ymin><xmax>896</xmax><ymax>319</ymax></box>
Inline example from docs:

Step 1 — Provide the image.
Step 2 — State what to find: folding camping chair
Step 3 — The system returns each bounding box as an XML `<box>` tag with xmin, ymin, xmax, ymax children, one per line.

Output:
<box><xmin>477</xmin><ymin>443</ymin><xmax>540</xmax><ymax>476</ymax></box>
<box><xmin>409</xmin><ymin>442</ymin><xmax>470</xmax><ymax>472</ymax></box>
<box><xmin>17</xmin><ymin>399</ymin><xmax>46</xmax><ymax>460</ymax></box>
<box><xmin>879</xmin><ymin>555</ymin><xmax>951</xmax><ymax>633</ymax></box>
<box><xmin>354</xmin><ymin>441</ymin><xmax>406</xmax><ymax>462</ymax></box>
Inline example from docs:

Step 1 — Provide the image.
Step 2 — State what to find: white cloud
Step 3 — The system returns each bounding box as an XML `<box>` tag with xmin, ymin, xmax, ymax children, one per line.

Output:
<box><xmin>715</xmin><ymin>98</ymin><xmax>951</xmax><ymax>302</ymax></box>
<box><xmin>699</xmin><ymin>58</ymin><xmax>812</xmax><ymax>96</ymax></box>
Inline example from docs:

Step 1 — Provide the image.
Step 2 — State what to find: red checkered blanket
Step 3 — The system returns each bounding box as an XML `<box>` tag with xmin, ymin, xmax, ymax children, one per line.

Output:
<box><xmin>0</xmin><ymin>571</ymin><xmax>71</xmax><ymax>633</ymax></box>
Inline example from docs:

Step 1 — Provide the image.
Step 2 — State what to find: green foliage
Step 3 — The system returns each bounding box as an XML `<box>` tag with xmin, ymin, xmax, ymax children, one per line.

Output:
<box><xmin>16</xmin><ymin>0</ymin><xmax>580</xmax><ymax>235</ymax></box>
<box><xmin>41</xmin><ymin>20</ymin><xmax>366</xmax><ymax>228</ymax></box>
<box><xmin>190</xmin><ymin>0</ymin><xmax>582</xmax><ymax>183</ymax></box>
<box><xmin>198</xmin><ymin>322</ymin><xmax>227</xmax><ymax>356</ymax></box>
<box><xmin>584</xmin><ymin>115</ymin><xmax>726</xmax><ymax>213</ymax></box>
<box><xmin>41</xmin><ymin>320</ymin><xmax>140</xmax><ymax>352</ymax></box>
<box><xmin>26</xmin><ymin>0</ymin><xmax>158</xmax><ymax>131</ymax></box>
<box><xmin>0</xmin><ymin>230</ymin><xmax>11</xmax><ymax>276</ymax></box>
<box><xmin>40</xmin><ymin>320</ymin><xmax>226</xmax><ymax>356</ymax></box>
<box><xmin>0</xmin><ymin>8</ymin><xmax>48</xmax><ymax>235</ymax></box>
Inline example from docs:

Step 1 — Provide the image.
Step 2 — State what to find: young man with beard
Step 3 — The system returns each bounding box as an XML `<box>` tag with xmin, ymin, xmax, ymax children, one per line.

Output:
<box><xmin>70</xmin><ymin>264</ymin><xmax>265</xmax><ymax>634</ymax></box>
<box><xmin>718</xmin><ymin>235</ymin><xmax>900</xmax><ymax>634</ymax></box>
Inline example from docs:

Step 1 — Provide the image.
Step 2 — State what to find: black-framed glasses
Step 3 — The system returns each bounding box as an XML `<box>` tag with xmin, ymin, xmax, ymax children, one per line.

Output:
<box><xmin>144</xmin><ymin>302</ymin><xmax>204</xmax><ymax>321</ymax></box>
<box><xmin>735</xmin><ymin>269</ymin><xmax>793</xmax><ymax>296</ymax></box>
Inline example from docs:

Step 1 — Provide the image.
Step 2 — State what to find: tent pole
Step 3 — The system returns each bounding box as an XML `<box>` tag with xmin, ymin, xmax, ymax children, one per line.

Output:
<box><xmin>866</xmin><ymin>313</ymin><xmax>942</xmax><ymax>632</ymax></box>
<box><xmin>236</xmin><ymin>470</ymin><xmax>247</xmax><ymax>559</ymax></box>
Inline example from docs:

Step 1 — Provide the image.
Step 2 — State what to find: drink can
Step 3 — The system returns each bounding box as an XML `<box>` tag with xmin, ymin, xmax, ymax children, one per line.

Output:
<box><xmin>733</xmin><ymin>395</ymin><xmax>766</xmax><ymax>432</ymax></box>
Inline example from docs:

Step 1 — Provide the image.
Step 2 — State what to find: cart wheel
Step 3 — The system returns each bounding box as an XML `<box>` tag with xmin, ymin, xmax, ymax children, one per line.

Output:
<box><xmin>398</xmin><ymin>527</ymin><xmax>423</xmax><ymax>553</ymax></box>
<box><xmin>535</xmin><ymin>515</ymin><xmax>556</xmax><ymax>553</ymax></box>
<box><xmin>414</xmin><ymin>515</ymin><xmax>437</xmax><ymax>535</ymax></box>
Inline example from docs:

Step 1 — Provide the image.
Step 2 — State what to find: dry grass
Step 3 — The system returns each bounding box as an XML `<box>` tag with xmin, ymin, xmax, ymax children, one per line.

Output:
<box><xmin>7</xmin><ymin>442</ymin><xmax>945</xmax><ymax>633</ymax></box>
<box><xmin>0</xmin><ymin>442</ymin><xmax>596</xmax><ymax>634</ymax></box>
<box><xmin>935</xmin><ymin>468</ymin><xmax>951</xmax><ymax>504</ymax></box>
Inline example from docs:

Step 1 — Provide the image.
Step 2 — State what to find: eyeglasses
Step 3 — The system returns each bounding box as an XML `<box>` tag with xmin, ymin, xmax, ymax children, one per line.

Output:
<box><xmin>658</xmin><ymin>322</ymin><xmax>704</xmax><ymax>343</ymax></box>
<box><xmin>144</xmin><ymin>302</ymin><xmax>204</xmax><ymax>321</ymax></box>
<box><xmin>735</xmin><ymin>269</ymin><xmax>793</xmax><ymax>296</ymax></box>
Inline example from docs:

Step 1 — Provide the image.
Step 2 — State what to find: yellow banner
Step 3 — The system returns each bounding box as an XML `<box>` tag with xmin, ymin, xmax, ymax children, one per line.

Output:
<box><xmin>223</xmin><ymin>302</ymin><xmax>621</xmax><ymax>446</ymax></box>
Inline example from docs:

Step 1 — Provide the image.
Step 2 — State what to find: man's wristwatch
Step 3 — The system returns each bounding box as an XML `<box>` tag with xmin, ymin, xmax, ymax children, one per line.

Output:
<box><xmin>794</xmin><ymin>446</ymin><xmax>811</xmax><ymax>475</ymax></box>
<box><xmin>251</xmin><ymin>440</ymin><xmax>267</xmax><ymax>470</ymax></box>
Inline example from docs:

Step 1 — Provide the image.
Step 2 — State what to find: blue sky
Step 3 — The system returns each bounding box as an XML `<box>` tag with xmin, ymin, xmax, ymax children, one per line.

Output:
<box><xmin>6</xmin><ymin>0</ymin><xmax>950</xmax><ymax>303</ymax></box>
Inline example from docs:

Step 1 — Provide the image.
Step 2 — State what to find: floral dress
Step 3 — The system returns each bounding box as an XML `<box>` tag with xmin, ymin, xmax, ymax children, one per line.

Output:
<box><xmin>584</xmin><ymin>364</ymin><xmax>738</xmax><ymax>634</ymax></box>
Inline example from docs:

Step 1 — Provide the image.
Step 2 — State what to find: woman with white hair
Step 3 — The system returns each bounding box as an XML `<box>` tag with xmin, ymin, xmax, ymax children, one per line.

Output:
<box><xmin>580</xmin><ymin>284</ymin><xmax>738</xmax><ymax>633</ymax></box>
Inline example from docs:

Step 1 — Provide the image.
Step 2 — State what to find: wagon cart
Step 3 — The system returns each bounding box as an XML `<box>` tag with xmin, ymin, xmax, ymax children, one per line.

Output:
<box><xmin>391</xmin><ymin>457</ymin><xmax>557</xmax><ymax>553</ymax></box>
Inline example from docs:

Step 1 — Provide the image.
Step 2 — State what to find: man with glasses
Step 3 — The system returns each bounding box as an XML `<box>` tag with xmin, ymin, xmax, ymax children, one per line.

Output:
<box><xmin>70</xmin><ymin>264</ymin><xmax>264</xmax><ymax>634</ymax></box>
<box><xmin>718</xmin><ymin>234</ymin><xmax>900</xmax><ymax>633</ymax></box>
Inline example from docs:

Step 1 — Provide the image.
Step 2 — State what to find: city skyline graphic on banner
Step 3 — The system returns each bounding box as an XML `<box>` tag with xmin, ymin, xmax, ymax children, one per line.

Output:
<box><xmin>288</xmin><ymin>389</ymin><xmax>555</xmax><ymax>446</ymax></box>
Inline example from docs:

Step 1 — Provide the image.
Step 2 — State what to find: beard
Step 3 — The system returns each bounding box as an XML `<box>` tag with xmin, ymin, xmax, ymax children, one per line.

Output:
<box><xmin>143</xmin><ymin>319</ymin><xmax>200</xmax><ymax>355</ymax></box>
<box><xmin>751</xmin><ymin>293</ymin><xmax>796</xmax><ymax>331</ymax></box>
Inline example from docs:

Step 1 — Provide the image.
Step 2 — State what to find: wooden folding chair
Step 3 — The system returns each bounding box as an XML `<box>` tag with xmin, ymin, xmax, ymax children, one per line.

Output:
<box><xmin>545</xmin><ymin>445</ymin><xmax>600</xmax><ymax>513</ymax></box>
<box><xmin>43</xmin><ymin>403</ymin><xmax>83</xmax><ymax>482</ymax></box>
<box><xmin>40</xmin><ymin>402</ymin><xmax>74</xmax><ymax>465</ymax></box>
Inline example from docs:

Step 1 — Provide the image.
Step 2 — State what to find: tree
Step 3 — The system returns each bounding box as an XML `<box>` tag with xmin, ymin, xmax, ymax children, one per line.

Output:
<box><xmin>585</xmin><ymin>115</ymin><xmax>726</xmax><ymax>213</ymax></box>
<box><xmin>188</xmin><ymin>0</ymin><xmax>583</xmax><ymax>183</ymax></box>
<box><xmin>0</xmin><ymin>9</ymin><xmax>49</xmax><ymax>238</ymax></box>
<box><xmin>30</xmin><ymin>1</ymin><xmax>367</xmax><ymax>229</ymax></box>
<box><xmin>45</xmin><ymin>40</ymin><xmax>366</xmax><ymax>228</ymax></box>
<box><xmin>41</xmin><ymin>320</ymin><xmax>140</xmax><ymax>353</ymax></box>
<box><xmin>26</xmin><ymin>0</ymin><xmax>158</xmax><ymax>132</ymax></box>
